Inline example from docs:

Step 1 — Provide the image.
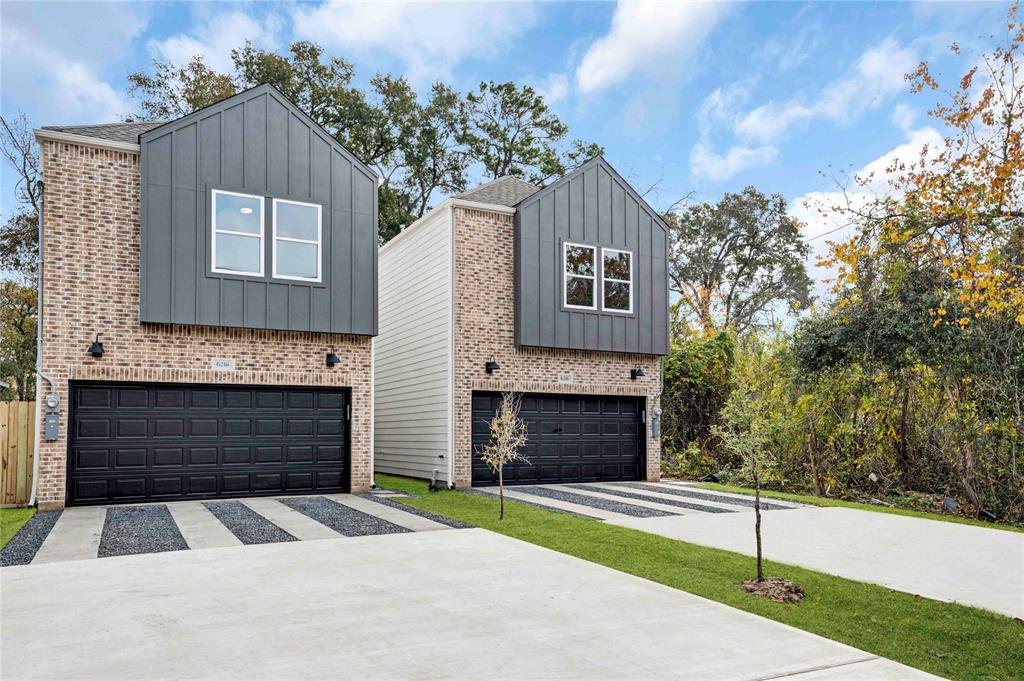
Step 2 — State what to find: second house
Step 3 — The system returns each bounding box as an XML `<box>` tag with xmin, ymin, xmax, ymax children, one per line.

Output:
<box><xmin>375</xmin><ymin>159</ymin><xmax>670</xmax><ymax>488</ymax></box>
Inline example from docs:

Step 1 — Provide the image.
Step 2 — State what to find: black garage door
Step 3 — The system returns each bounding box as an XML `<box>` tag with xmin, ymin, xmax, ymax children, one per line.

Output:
<box><xmin>67</xmin><ymin>382</ymin><xmax>350</xmax><ymax>505</ymax></box>
<box><xmin>471</xmin><ymin>392</ymin><xmax>644</xmax><ymax>486</ymax></box>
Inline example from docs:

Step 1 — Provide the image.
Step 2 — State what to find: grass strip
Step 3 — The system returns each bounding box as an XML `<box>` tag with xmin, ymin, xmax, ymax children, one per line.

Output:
<box><xmin>1</xmin><ymin>507</ymin><xmax>35</xmax><ymax>549</ymax></box>
<box><xmin>377</xmin><ymin>474</ymin><xmax>1023</xmax><ymax>681</ymax></box>
<box><xmin>697</xmin><ymin>482</ymin><xmax>1024</xmax><ymax>533</ymax></box>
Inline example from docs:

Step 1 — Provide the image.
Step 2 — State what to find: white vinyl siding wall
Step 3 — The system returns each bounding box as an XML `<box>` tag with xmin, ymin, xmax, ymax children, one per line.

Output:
<box><xmin>374</xmin><ymin>208</ymin><xmax>453</xmax><ymax>483</ymax></box>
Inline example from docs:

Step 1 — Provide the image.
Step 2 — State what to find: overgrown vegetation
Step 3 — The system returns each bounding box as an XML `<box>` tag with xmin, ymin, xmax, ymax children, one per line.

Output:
<box><xmin>663</xmin><ymin>11</ymin><xmax>1024</xmax><ymax>526</ymax></box>
<box><xmin>378</xmin><ymin>474</ymin><xmax>1024</xmax><ymax>681</ymax></box>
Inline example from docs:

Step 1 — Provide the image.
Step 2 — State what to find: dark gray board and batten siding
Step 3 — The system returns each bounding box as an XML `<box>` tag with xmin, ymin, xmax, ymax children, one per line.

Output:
<box><xmin>514</xmin><ymin>158</ymin><xmax>669</xmax><ymax>355</ymax></box>
<box><xmin>139</xmin><ymin>85</ymin><xmax>378</xmax><ymax>335</ymax></box>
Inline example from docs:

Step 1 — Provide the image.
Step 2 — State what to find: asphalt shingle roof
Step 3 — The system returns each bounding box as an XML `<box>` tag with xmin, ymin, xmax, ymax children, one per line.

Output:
<box><xmin>41</xmin><ymin>121</ymin><xmax>167</xmax><ymax>145</ymax></box>
<box><xmin>457</xmin><ymin>175</ymin><xmax>541</xmax><ymax>207</ymax></box>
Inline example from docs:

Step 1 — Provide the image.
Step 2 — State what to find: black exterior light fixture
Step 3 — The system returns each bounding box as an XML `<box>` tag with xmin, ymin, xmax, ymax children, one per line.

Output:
<box><xmin>88</xmin><ymin>334</ymin><xmax>104</xmax><ymax>358</ymax></box>
<box><xmin>485</xmin><ymin>359</ymin><xmax>500</xmax><ymax>374</ymax></box>
<box><xmin>325</xmin><ymin>348</ymin><xmax>340</xmax><ymax>367</ymax></box>
<box><xmin>630</xmin><ymin>366</ymin><xmax>645</xmax><ymax>381</ymax></box>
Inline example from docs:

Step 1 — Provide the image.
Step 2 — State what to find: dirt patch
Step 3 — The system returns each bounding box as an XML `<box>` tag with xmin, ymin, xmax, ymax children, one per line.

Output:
<box><xmin>741</xmin><ymin>577</ymin><xmax>805</xmax><ymax>603</ymax></box>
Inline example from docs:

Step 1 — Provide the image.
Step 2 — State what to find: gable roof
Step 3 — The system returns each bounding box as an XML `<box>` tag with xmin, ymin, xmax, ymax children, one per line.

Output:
<box><xmin>457</xmin><ymin>175</ymin><xmax>541</xmax><ymax>207</ymax></box>
<box><xmin>136</xmin><ymin>83</ymin><xmax>378</xmax><ymax>183</ymax></box>
<box><xmin>517</xmin><ymin>156</ymin><xmax>669</xmax><ymax>234</ymax></box>
<box><xmin>40</xmin><ymin>121</ymin><xmax>166</xmax><ymax>145</ymax></box>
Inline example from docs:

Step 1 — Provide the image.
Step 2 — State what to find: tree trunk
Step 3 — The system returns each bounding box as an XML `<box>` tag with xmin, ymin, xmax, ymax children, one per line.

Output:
<box><xmin>753</xmin><ymin>453</ymin><xmax>764</xmax><ymax>582</ymax></box>
<box><xmin>498</xmin><ymin>466</ymin><xmax>505</xmax><ymax>520</ymax></box>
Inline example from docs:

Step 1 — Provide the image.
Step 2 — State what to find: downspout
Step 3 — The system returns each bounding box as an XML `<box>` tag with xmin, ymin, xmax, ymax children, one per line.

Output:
<box><xmin>29</xmin><ymin>179</ymin><xmax>55</xmax><ymax>507</ymax></box>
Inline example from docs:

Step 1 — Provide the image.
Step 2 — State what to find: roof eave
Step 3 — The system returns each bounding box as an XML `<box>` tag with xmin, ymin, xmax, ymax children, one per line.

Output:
<box><xmin>34</xmin><ymin>128</ymin><xmax>141</xmax><ymax>153</ymax></box>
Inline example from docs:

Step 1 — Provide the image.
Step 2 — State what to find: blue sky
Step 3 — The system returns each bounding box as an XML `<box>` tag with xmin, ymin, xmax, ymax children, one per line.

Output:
<box><xmin>0</xmin><ymin>1</ymin><xmax>1011</xmax><ymax>292</ymax></box>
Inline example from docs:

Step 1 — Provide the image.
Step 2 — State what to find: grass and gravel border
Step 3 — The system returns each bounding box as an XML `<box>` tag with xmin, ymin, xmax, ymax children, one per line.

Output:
<box><xmin>377</xmin><ymin>473</ymin><xmax>1024</xmax><ymax>681</ymax></box>
<box><xmin>695</xmin><ymin>482</ymin><xmax>1024</xmax><ymax>533</ymax></box>
<box><xmin>1</xmin><ymin>507</ymin><xmax>36</xmax><ymax>549</ymax></box>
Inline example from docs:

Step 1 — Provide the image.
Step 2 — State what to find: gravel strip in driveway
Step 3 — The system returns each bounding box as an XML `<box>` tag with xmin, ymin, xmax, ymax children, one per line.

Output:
<box><xmin>515</xmin><ymin>486</ymin><xmax>677</xmax><ymax>517</ymax></box>
<box><xmin>204</xmin><ymin>501</ymin><xmax>296</xmax><ymax>545</ymax></box>
<box><xmin>1</xmin><ymin>511</ymin><xmax>62</xmax><ymax>566</ymax></box>
<box><xmin>573</xmin><ymin>484</ymin><xmax>737</xmax><ymax>514</ymax></box>
<box><xmin>620</xmin><ymin>483</ymin><xmax>795</xmax><ymax>511</ymax></box>
<box><xmin>357</xmin><ymin>493</ymin><xmax>473</xmax><ymax>528</ymax></box>
<box><xmin>98</xmin><ymin>506</ymin><xmax>188</xmax><ymax>558</ymax></box>
<box><xmin>463</xmin><ymin>488</ymin><xmax>602</xmax><ymax>519</ymax></box>
<box><xmin>282</xmin><ymin>496</ymin><xmax>411</xmax><ymax>536</ymax></box>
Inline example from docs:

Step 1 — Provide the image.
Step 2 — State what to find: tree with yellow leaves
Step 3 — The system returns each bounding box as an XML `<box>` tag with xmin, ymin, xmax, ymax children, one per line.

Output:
<box><xmin>826</xmin><ymin>3</ymin><xmax>1024</xmax><ymax>328</ymax></box>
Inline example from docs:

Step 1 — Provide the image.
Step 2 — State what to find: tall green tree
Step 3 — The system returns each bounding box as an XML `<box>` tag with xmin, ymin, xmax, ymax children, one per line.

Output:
<box><xmin>665</xmin><ymin>187</ymin><xmax>812</xmax><ymax>336</ymax></box>
<box><xmin>126</xmin><ymin>56</ymin><xmax>237</xmax><ymax>120</ymax></box>
<box><xmin>0</xmin><ymin>112</ymin><xmax>40</xmax><ymax>400</ymax></box>
<box><xmin>461</xmin><ymin>81</ymin><xmax>602</xmax><ymax>184</ymax></box>
<box><xmin>0</xmin><ymin>280</ymin><xmax>36</xmax><ymax>401</ymax></box>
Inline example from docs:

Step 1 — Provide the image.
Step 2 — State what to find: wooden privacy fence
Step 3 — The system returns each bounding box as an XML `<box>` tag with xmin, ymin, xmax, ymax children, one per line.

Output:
<box><xmin>1</xmin><ymin>401</ymin><xmax>36</xmax><ymax>507</ymax></box>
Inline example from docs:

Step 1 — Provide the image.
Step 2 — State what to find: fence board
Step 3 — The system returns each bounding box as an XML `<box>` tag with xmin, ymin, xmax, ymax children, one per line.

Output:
<box><xmin>1</xmin><ymin>401</ymin><xmax>36</xmax><ymax>506</ymax></box>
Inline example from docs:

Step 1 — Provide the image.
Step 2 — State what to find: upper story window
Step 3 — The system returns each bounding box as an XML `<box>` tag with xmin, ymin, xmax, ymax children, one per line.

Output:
<box><xmin>211</xmin><ymin>190</ymin><xmax>264</xmax><ymax>277</ymax></box>
<box><xmin>272</xmin><ymin>199</ymin><xmax>322</xmax><ymax>282</ymax></box>
<box><xmin>563</xmin><ymin>242</ymin><xmax>597</xmax><ymax>310</ymax></box>
<box><xmin>562</xmin><ymin>241</ymin><xmax>634</xmax><ymax>314</ymax></box>
<box><xmin>210</xmin><ymin>190</ymin><xmax>323</xmax><ymax>283</ymax></box>
<box><xmin>602</xmin><ymin>248</ymin><xmax>633</xmax><ymax>313</ymax></box>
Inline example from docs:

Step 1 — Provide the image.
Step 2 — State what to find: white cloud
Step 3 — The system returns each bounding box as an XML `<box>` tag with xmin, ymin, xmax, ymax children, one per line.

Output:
<box><xmin>689</xmin><ymin>141</ymin><xmax>778</xmax><ymax>182</ymax></box>
<box><xmin>736</xmin><ymin>38</ymin><xmax>917</xmax><ymax>144</ymax></box>
<box><xmin>891</xmin><ymin>103</ymin><xmax>916</xmax><ymax>131</ymax></box>
<box><xmin>792</xmin><ymin>126</ymin><xmax>944</xmax><ymax>297</ymax></box>
<box><xmin>1</xmin><ymin>2</ymin><xmax>145</xmax><ymax>123</ymax></box>
<box><xmin>291</xmin><ymin>0</ymin><xmax>538</xmax><ymax>82</ymax></box>
<box><xmin>575</xmin><ymin>1</ymin><xmax>728</xmax><ymax>94</ymax></box>
<box><xmin>150</xmin><ymin>9</ymin><xmax>284</xmax><ymax>73</ymax></box>
<box><xmin>535</xmin><ymin>73</ymin><xmax>569</xmax><ymax>104</ymax></box>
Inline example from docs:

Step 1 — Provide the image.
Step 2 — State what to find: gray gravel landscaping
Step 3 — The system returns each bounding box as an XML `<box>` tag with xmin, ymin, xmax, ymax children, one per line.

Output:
<box><xmin>621</xmin><ymin>483</ymin><xmax>795</xmax><ymax>511</ymax></box>
<box><xmin>204</xmin><ymin>501</ymin><xmax>297</xmax><ymax>544</ymax></box>
<box><xmin>1</xmin><ymin>511</ymin><xmax>62</xmax><ymax>566</ymax></box>
<box><xmin>515</xmin><ymin>486</ymin><xmax>677</xmax><ymax>517</ymax></box>
<box><xmin>282</xmin><ymin>496</ymin><xmax>410</xmax><ymax>536</ymax></box>
<box><xmin>357</xmin><ymin>493</ymin><xmax>473</xmax><ymax>528</ymax></box>
<box><xmin>573</xmin><ymin>484</ymin><xmax>737</xmax><ymax>514</ymax></box>
<box><xmin>463</xmin><ymin>488</ymin><xmax>602</xmax><ymax>519</ymax></box>
<box><xmin>99</xmin><ymin>505</ymin><xmax>188</xmax><ymax>558</ymax></box>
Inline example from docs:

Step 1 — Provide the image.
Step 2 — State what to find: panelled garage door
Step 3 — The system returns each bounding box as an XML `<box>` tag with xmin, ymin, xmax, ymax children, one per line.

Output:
<box><xmin>67</xmin><ymin>382</ymin><xmax>350</xmax><ymax>506</ymax></box>
<box><xmin>471</xmin><ymin>392</ymin><xmax>644</xmax><ymax>486</ymax></box>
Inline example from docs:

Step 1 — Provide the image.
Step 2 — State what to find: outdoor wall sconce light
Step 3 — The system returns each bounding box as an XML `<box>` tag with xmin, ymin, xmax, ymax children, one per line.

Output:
<box><xmin>485</xmin><ymin>359</ymin><xmax>500</xmax><ymax>374</ymax></box>
<box><xmin>88</xmin><ymin>334</ymin><xmax>104</xmax><ymax>358</ymax></box>
<box><xmin>325</xmin><ymin>349</ymin><xmax>340</xmax><ymax>367</ymax></box>
<box><xmin>630</xmin><ymin>366</ymin><xmax>645</xmax><ymax>380</ymax></box>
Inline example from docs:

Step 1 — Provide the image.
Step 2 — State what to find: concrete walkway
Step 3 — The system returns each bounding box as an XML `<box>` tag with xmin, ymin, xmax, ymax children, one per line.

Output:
<box><xmin>1</xmin><ymin>529</ymin><xmax>938</xmax><ymax>680</ymax></box>
<box><xmin>493</xmin><ymin>482</ymin><xmax>1022</xmax><ymax>618</ymax></box>
<box><xmin>615</xmin><ymin>504</ymin><xmax>1024</xmax><ymax>618</ymax></box>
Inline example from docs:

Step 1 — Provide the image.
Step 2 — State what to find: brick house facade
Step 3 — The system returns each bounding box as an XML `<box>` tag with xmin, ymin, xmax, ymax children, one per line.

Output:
<box><xmin>34</xmin><ymin>129</ymin><xmax>374</xmax><ymax>509</ymax></box>
<box><xmin>450</xmin><ymin>206</ymin><xmax>661</xmax><ymax>487</ymax></box>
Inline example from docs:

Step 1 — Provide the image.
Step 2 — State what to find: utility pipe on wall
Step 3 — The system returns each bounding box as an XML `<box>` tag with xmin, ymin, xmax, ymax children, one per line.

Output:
<box><xmin>29</xmin><ymin>179</ymin><xmax>55</xmax><ymax>508</ymax></box>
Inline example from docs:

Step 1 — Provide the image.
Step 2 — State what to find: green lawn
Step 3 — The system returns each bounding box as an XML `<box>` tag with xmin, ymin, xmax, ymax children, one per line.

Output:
<box><xmin>696</xmin><ymin>482</ymin><xmax>1024</xmax><ymax>533</ymax></box>
<box><xmin>1</xmin><ymin>507</ymin><xmax>35</xmax><ymax>549</ymax></box>
<box><xmin>377</xmin><ymin>474</ymin><xmax>1023</xmax><ymax>681</ymax></box>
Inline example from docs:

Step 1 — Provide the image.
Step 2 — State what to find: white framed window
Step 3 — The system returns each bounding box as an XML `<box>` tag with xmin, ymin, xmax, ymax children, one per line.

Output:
<box><xmin>601</xmin><ymin>247</ymin><xmax>633</xmax><ymax>313</ymax></box>
<box><xmin>272</xmin><ymin>198</ymin><xmax>322</xmax><ymax>282</ymax></box>
<box><xmin>563</xmin><ymin>242</ymin><xmax>597</xmax><ymax>310</ymax></box>
<box><xmin>211</xmin><ymin>189</ymin><xmax>264</xmax><ymax>277</ymax></box>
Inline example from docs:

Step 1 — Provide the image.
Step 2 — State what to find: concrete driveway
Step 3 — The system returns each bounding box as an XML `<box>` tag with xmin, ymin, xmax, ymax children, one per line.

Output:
<box><xmin>2</xmin><ymin>529</ymin><xmax>936</xmax><ymax>680</ymax></box>
<box><xmin>492</xmin><ymin>481</ymin><xmax>1023</xmax><ymax>619</ymax></box>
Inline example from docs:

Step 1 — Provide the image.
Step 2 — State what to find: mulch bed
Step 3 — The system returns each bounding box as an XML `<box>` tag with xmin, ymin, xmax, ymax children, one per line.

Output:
<box><xmin>741</xmin><ymin>577</ymin><xmax>805</xmax><ymax>603</ymax></box>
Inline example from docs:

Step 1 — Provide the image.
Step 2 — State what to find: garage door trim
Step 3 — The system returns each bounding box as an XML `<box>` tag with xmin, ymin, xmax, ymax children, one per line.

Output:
<box><xmin>66</xmin><ymin>380</ymin><xmax>352</xmax><ymax>506</ymax></box>
<box><xmin>471</xmin><ymin>391</ymin><xmax>646</xmax><ymax>486</ymax></box>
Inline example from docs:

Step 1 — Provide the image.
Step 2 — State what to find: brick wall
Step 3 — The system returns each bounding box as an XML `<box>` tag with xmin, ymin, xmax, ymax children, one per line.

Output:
<box><xmin>451</xmin><ymin>206</ymin><xmax>661</xmax><ymax>487</ymax></box>
<box><xmin>35</xmin><ymin>140</ymin><xmax>373</xmax><ymax>509</ymax></box>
